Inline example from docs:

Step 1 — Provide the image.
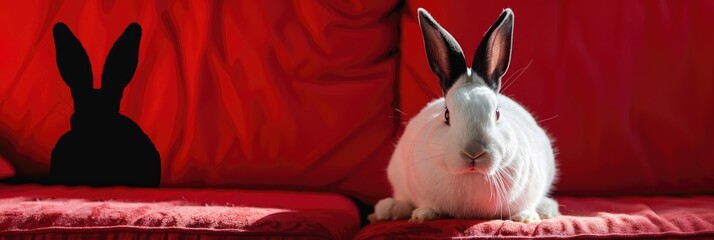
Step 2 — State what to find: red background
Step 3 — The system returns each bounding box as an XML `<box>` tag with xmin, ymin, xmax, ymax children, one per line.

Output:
<box><xmin>399</xmin><ymin>1</ymin><xmax>714</xmax><ymax>196</ymax></box>
<box><xmin>0</xmin><ymin>1</ymin><xmax>400</xmax><ymax>203</ymax></box>
<box><xmin>1</xmin><ymin>1</ymin><xmax>714</xmax><ymax>204</ymax></box>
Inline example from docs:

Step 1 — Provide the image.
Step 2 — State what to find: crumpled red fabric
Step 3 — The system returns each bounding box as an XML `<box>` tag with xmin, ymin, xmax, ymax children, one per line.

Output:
<box><xmin>0</xmin><ymin>157</ymin><xmax>13</xmax><ymax>180</ymax></box>
<box><xmin>0</xmin><ymin>0</ymin><xmax>400</xmax><ymax>203</ymax></box>
<box><xmin>399</xmin><ymin>1</ymin><xmax>714</xmax><ymax>196</ymax></box>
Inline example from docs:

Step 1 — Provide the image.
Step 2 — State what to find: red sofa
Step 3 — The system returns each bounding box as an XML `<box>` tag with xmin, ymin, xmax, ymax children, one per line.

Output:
<box><xmin>1</xmin><ymin>1</ymin><xmax>714</xmax><ymax>239</ymax></box>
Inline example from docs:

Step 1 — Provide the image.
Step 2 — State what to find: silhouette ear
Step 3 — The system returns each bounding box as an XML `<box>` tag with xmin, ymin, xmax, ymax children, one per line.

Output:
<box><xmin>418</xmin><ymin>8</ymin><xmax>467</xmax><ymax>94</ymax></box>
<box><xmin>53</xmin><ymin>22</ymin><xmax>93</xmax><ymax>92</ymax></box>
<box><xmin>472</xmin><ymin>9</ymin><xmax>514</xmax><ymax>93</ymax></box>
<box><xmin>102</xmin><ymin>23</ymin><xmax>141</xmax><ymax>93</ymax></box>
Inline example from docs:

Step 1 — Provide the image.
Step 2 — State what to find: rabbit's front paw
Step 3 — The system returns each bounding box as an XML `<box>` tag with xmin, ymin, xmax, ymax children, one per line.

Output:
<box><xmin>373</xmin><ymin>198</ymin><xmax>413</xmax><ymax>222</ymax></box>
<box><xmin>536</xmin><ymin>197</ymin><xmax>561</xmax><ymax>220</ymax></box>
<box><xmin>511</xmin><ymin>210</ymin><xmax>541</xmax><ymax>223</ymax></box>
<box><xmin>409</xmin><ymin>207</ymin><xmax>442</xmax><ymax>223</ymax></box>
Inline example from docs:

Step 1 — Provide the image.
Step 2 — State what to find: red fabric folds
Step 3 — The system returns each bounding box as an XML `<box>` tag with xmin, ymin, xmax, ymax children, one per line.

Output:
<box><xmin>0</xmin><ymin>157</ymin><xmax>12</xmax><ymax>180</ymax></box>
<box><xmin>0</xmin><ymin>1</ymin><xmax>400</xmax><ymax>203</ymax></box>
<box><xmin>399</xmin><ymin>1</ymin><xmax>714</xmax><ymax>196</ymax></box>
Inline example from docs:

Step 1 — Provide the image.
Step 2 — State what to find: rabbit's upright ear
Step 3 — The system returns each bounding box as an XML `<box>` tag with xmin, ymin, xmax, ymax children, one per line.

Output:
<box><xmin>418</xmin><ymin>8</ymin><xmax>467</xmax><ymax>94</ymax></box>
<box><xmin>472</xmin><ymin>9</ymin><xmax>514</xmax><ymax>93</ymax></box>
<box><xmin>53</xmin><ymin>23</ymin><xmax>93</xmax><ymax>92</ymax></box>
<box><xmin>102</xmin><ymin>23</ymin><xmax>141</xmax><ymax>93</ymax></box>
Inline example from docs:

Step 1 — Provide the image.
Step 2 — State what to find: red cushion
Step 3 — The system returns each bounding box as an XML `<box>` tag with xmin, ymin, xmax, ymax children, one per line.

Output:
<box><xmin>0</xmin><ymin>184</ymin><xmax>359</xmax><ymax>239</ymax></box>
<box><xmin>0</xmin><ymin>157</ymin><xmax>12</xmax><ymax>180</ymax></box>
<box><xmin>355</xmin><ymin>196</ymin><xmax>714</xmax><ymax>239</ymax></box>
<box><xmin>399</xmin><ymin>1</ymin><xmax>714</xmax><ymax>195</ymax></box>
<box><xmin>0</xmin><ymin>1</ymin><xmax>398</xmax><ymax>203</ymax></box>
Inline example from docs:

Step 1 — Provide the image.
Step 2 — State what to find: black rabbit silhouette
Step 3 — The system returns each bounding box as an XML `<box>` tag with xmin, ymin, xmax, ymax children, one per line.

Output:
<box><xmin>50</xmin><ymin>22</ymin><xmax>161</xmax><ymax>187</ymax></box>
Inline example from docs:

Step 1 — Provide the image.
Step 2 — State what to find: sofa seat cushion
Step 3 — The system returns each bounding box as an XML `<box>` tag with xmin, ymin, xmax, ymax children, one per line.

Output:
<box><xmin>355</xmin><ymin>196</ymin><xmax>714</xmax><ymax>239</ymax></box>
<box><xmin>0</xmin><ymin>184</ymin><xmax>359</xmax><ymax>239</ymax></box>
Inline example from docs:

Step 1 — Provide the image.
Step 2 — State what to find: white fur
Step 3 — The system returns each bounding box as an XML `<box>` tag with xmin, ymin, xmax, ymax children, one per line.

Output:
<box><xmin>374</xmin><ymin>7</ymin><xmax>560</xmax><ymax>223</ymax></box>
<box><xmin>375</xmin><ymin>76</ymin><xmax>558</xmax><ymax>222</ymax></box>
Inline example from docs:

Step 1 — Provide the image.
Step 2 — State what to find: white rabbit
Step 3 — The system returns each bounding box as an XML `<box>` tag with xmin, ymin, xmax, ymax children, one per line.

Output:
<box><xmin>373</xmin><ymin>8</ymin><xmax>559</xmax><ymax>223</ymax></box>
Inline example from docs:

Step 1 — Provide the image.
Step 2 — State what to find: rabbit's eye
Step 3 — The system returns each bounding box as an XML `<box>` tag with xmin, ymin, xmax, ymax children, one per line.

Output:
<box><xmin>495</xmin><ymin>108</ymin><xmax>501</xmax><ymax>122</ymax></box>
<box><xmin>444</xmin><ymin>108</ymin><xmax>450</xmax><ymax>126</ymax></box>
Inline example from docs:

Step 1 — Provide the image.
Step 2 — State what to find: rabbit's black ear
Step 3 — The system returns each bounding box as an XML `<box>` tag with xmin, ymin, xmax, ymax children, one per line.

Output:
<box><xmin>53</xmin><ymin>22</ymin><xmax>93</xmax><ymax>92</ymax></box>
<box><xmin>102</xmin><ymin>23</ymin><xmax>141</xmax><ymax>93</ymax></box>
<box><xmin>418</xmin><ymin>8</ymin><xmax>467</xmax><ymax>94</ymax></box>
<box><xmin>472</xmin><ymin>8</ymin><xmax>514</xmax><ymax>93</ymax></box>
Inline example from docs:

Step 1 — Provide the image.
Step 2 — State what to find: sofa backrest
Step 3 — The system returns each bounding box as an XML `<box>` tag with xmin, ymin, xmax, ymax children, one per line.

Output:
<box><xmin>0</xmin><ymin>156</ymin><xmax>12</xmax><ymax>180</ymax></box>
<box><xmin>399</xmin><ymin>1</ymin><xmax>714</xmax><ymax>196</ymax></box>
<box><xmin>0</xmin><ymin>1</ymin><xmax>401</xmax><ymax>203</ymax></box>
<box><xmin>1</xmin><ymin>1</ymin><xmax>713</xmax><ymax>204</ymax></box>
